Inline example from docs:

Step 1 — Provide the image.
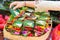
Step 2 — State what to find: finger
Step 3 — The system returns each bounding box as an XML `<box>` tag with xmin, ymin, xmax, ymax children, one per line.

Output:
<box><xmin>13</xmin><ymin>5</ymin><xmax>24</xmax><ymax>10</ymax></box>
<box><xmin>10</xmin><ymin>2</ymin><xmax>17</xmax><ymax>8</ymax></box>
<box><xmin>13</xmin><ymin>5</ymin><xmax>19</xmax><ymax>10</ymax></box>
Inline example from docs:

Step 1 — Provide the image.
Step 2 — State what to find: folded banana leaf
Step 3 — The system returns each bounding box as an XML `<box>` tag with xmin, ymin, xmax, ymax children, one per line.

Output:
<box><xmin>9</xmin><ymin>7</ymin><xmax>28</xmax><ymax>17</ymax></box>
<box><xmin>38</xmin><ymin>16</ymin><xmax>50</xmax><ymax>21</ymax></box>
<box><xmin>23</xmin><ymin>20</ymin><xmax>34</xmax><ymax>28</ymax></box>
<box><xmin>13</xmin><ymin>20</ymin><xmax>22</xmax><ymax>28</ymax></box>
<box><xmin>36</xmin><ymin>20</ymin><xmax>46</xmax><ymax>26</ymax></box>
<box><xmin>9</xmin><ymin>9</ymin><xmax>20</xmax><ymax>17</ymax></box>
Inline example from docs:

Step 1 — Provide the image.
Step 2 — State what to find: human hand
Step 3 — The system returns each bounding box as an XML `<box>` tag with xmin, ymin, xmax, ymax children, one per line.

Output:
<box><xmin>10</xmin><ymin>1</ymin><xmax>35</xmax><ymax>10</ymax></box>
<box><xmin>10</xmin><ymin>1</ymin><xmax>25</xmax><ymax>10</ymax></box>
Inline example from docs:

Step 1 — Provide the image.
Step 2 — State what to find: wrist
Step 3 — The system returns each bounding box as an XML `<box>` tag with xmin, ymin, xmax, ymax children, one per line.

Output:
<box><xmin>25</xmin><ymin>1</ymin><xmax>35</xmax><ymax>8</ymax></box>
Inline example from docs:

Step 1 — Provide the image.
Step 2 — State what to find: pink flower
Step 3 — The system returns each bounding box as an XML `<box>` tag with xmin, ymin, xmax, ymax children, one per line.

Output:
<box><xmin>14</xmin><ymin>32</ymin><xmax>20</xmax><ymax>35</ymax></box>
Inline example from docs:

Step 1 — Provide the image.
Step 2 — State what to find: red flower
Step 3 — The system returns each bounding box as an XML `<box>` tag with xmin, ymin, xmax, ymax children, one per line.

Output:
<box><xmin>35</xmin><ymin>26</ymin><xmax>43</xmax><ymax>31</ymax></box>
<box><xmin>28</xmin><ymin>33</ymin><xmax>33</xmax><ymax>37</ymax></box>
<box><xmin>25</xmin><ymin>26</ymin><xmax>32</xmax><ymax>31</ymax></box>
<box><xmin>16</xmin><ymin>28</ymin><xmax>21</xmax><ymax>30</ymax></box>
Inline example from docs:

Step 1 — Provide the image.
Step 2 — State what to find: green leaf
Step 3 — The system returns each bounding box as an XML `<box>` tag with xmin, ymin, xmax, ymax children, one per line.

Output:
<box><xmin>8</xmin><ymin>15</ymin><xmax>14</xmax><ymax>22</ymax></box>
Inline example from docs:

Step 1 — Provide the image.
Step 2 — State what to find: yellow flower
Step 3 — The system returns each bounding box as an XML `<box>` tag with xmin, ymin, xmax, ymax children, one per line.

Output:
<box><xmin>40</xmin><ymin>26</ymin><xmax>45</xmax><ymax>29</ymax></box>
<box><xmin>46</xmin><ymin>23</ymin><xmax>49</xmax><ymax>28</ymax></box>
<box><xmin>8</xmin><ymin>25</ymin><xmax>13</xmax><ymax>28</ymax></box>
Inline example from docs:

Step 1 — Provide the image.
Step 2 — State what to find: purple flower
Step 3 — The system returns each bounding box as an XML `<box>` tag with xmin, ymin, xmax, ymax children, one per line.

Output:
<box><xmin>22</xmin><ymin>31</ymin><xmax>28</xmax><ymax>34</ymax></box>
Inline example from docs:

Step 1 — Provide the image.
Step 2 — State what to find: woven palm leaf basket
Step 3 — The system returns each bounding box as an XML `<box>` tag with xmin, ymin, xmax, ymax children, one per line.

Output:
<box><xmin>3</xmin><ymin>6</ymin><xmax>52</xmax><ymax>40</ymax></box>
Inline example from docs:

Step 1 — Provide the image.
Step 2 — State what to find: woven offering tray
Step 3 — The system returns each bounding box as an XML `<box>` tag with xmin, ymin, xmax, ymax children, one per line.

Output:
<box><xmin>4</xmin><ymin>6</ymin><xmax>52</xmax><ymax>40</ymax></box>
